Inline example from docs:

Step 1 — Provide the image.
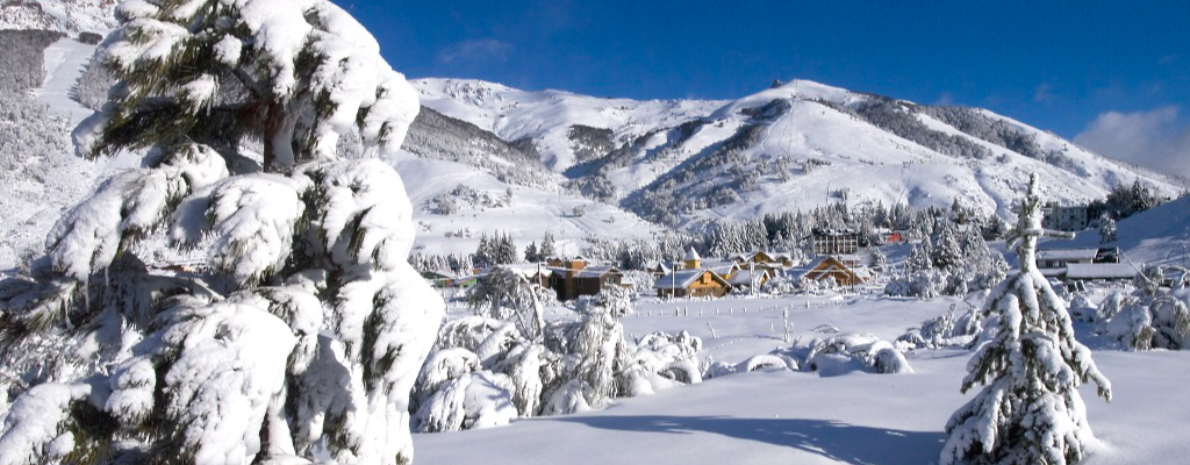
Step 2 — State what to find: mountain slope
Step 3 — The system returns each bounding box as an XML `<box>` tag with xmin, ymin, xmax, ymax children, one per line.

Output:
<box><xmin>418</xmin><ymin>78</ymin><xmax>1187</xmax><ymax>229</ymax></box>
<box><xmin>413</xmin><ymin>78</ymin><xmax>726</xmax><ymax>172</ymax></box>
<box><xmin>0</xmin><ymin>0</ymin><xmax>117</xmax><ymax>34</ymax></box>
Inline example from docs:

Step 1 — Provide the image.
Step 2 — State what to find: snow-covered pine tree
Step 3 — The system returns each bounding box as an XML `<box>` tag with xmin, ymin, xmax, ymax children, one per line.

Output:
<box><xmin>1098</xmin><ymin>215</ymin><xmax>1117</xmax><ymax>244</ymax></box>
<box><xmin>0</xmin><ymin>1</ymin><xmax>442</xmax><ymax>464</ymax></box>
<box><xmin>933</xmin><ymin>221</ymin><xmax>963</xmax><ymax>271</ymax></box>
<box><xmin>466</xmin><ymin>267</ymin><xmax>545</xmax><ymax>341</ymax></box>
<box><xmin>941</xmin><ymin>173</ymin><xmax>1112</xmax><ymax>465</ymax></box>
<box><xmin>524</xmin><ymin>241</ymin><xmax>539</xmax><ymax>263</ymax></box>
<box><xmin>868</xmin><ymin>247</ymin><xmax>887</xmax><ymax>272</ymax></box>
<box><xmin>908</xmin><ymin>236</ymin><xmax>934</xmax><ymax>273</ymax></box>
<box><xmin>571</xmin><ymin>287</ymin><xmax>631</xmax><ymax>408</ymax></box>
<box><xmin>540</xmin><ymin>232</ymin><xmax>557</xmax><ymax>260</ymax></box>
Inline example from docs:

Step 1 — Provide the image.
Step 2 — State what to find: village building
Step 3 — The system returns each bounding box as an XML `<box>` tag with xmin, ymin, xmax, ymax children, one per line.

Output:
<box><xmin>421</xmin><ymin>270</ymin><xmax>477</xmax><ymax>289</ymax></box>
<box><xmin>680</xmin><ymin>247</ymin><xmax>702</xmax><ymax>270</ymax></box>
<box><xmin>545</xmin><ymin>258</ymin><xmax>623</xmax><ymax>301</ymax></box>
<box><xmin>727</xmin><ymin>268</ymin><xmax>773</xmax><ymax>290</ymax></box>
<box><xmin>500</xmin><ymin>264</ymin><xmax>554</xmax><ymax>288</ymax></box>
<box><xmin>1042</xmin><ymin>202</ymin><xmax>1090</xmax><ymax>232</ymax></box>
<box><xmin>794</xmin><ymin>255</ymin><xmax>872</xmax><ymax>286</ymax></box>
<box><xmin>810</xmin><ymin>228</ymin><xmax>861</xmax><ymax>256</ymax></box>
<box><xmin>732</xmin><ymin>251</ymin><xmax>795</xmax><ymax>268</ymax></box>
<box><xmin>1062</xmin><ymin>263</ymin><xmax>1137</xmax><ymax>283</ymax></box>
<box><xmin>1036</xmin><ymin>248</ymin><xmax>1099</xmax><ymax>270</ymax></box>
<box><xmin>654</xmin><ymin>269</ymin><xmax>731</xmax><ymax>298</ymax></box>
<box><xmin>645</xmin><ymin>262</ymin><xmax>673</xmax><ymax>279</ymax></box>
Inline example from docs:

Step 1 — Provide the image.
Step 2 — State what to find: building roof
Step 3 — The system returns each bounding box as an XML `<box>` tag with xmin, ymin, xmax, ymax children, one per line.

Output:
<box><xmin>501</xmin><ymin>264</ymin><xmax>554</xmax><ymax>278</ymax></box>
<box><xmin>575</xmin><ymin>265</ymin><xmax>619</xmax><ymax>279</ymax></box>
<box><xmin>812</xmin><ymin>228</ymin><xmax>860</xmax><ymax>237</ymax></box>
<box><xmin>647</xmin><ymin>262</ymin><xmax>672</xmax><ymax>273</ymax></box>
<box><xmin>728</xmin><ymin>269</ymin><xmax>768</xmax><ymax>286</ymax></box>
<box><xmin>683</xmin><ymin>247</ymin><xmax>701</xmax><ymax>261</ymax></box>
<box><xmin>1037</xmin><ymin>248</ymin><xmax>1099</xmax><ymax>261</ymax></box>
<box><xmin>654</xmin><ymin>270</ymin><xmax>705</xmax><ymax>289</ymax></box>
<box><xmin>795</xmin><ymin>256</ymin><xmax>868</xmax><ymax>282</ymax></box>
<box><xmin>1066</xmin><ymin>263</ymin><xmax>1138</xmax><ymax>280</ymax></box>
<box><xmin>1039</xmin><ymin>268</ymin><xmax>1066</xmax><ymax>278</ymax></box>
<box><xmin>654</xmin><ymin>269</ymin><xmax>728</xmax><ymax>290</ymax></box>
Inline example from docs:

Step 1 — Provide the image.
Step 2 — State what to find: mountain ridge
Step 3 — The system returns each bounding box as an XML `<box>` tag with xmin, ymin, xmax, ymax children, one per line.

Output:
<box><xmin>412</xmin><ymin>77</ymin><xmax>1187</xmax><ymax>229</ymax></box>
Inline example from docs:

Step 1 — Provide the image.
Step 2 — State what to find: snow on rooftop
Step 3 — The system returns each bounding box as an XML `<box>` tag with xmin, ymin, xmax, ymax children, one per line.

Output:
<box><xmin>1065</xmin><ymin>263</ymin><xmax>1138</xmax><ymax>280</ymax></box>
<box><xmin>654</xmin><ymin>270</ymin><xmax>709</xmax><ymax>289</ymax></box>
<box><xmin>1036</xmin><ymin>248</ymin><xmax>1099</xmax><ymax>261</ymax></box>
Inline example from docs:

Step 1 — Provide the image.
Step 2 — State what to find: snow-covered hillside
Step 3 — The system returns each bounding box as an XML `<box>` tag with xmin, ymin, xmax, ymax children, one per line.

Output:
<box><xmin>0</xmin><ymin>0</ymin><xmax>117</xmax><ymax>34</ymax></box>
<box><xmin>413</xmin><ymin>78</ymin><xmax>726</xmax><ymax>172</ymax></box>
<box><xmin>418</xmin><ymin>78</ymin><xmax>1187</xmax><ymax>229</ymax></box>
<box><xmin>388</xmin><ymin>150</ymin><xmax>662</xmax><ymax>258</ymax></box>
<box><xmin>1065</xmin><ymin>195</ymin><xmax>1190</xmax><ymax>265</ymax></box>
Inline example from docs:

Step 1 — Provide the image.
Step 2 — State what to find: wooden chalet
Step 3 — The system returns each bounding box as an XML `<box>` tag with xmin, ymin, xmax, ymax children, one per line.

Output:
<box><xmin>646</xmin><ymin>262</ymin><xmax>673</xmax><ymax>279</ymax></box>
<box><xmin>501</xmin><ymin>264</ymin><xmax>553</xmax><ymax>288</ymax></box>
<box><xmin>727</xmin><ymin>268</ymin><xmax>773</xmax><ymax>289</ymax></box>
<box><xmin>796</xmin><ymin>256</ymin><xmax>871</xmax><ymax>286</ymax></box>
<box><xmin>1036</xmin><ymin>248</ymin><xmax>1098</xmax><ymax>269</ymax></box>
<box><xmin>733</xmin><ymin>251</ymin><xmax>795</xmax><ymax>268</ymax></box>
<box><xmin>546</xmin><ymin>258</ymin><xmax>623</xmax><ymax>301</ymax></box>
<box><xmin>654</xmin><ymin>269</ymin><xmax>731</xmax><ymax>298</ymax></box>
<box><xmin>421</xmin><ymin>270</ymin><xmax>476</xmax><ymax>289</ymax></box>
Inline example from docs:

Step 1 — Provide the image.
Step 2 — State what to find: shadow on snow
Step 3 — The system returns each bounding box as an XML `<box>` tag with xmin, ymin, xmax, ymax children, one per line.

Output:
<box><xmin>550</xmin><ymin>415</ymin><xmax>944</xmax><ymax>465</ymax></box>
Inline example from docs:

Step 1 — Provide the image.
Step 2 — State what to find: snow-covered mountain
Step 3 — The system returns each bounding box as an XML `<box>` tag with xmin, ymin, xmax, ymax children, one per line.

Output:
<box><xmin>0</xmin><ymin>0</ymin><xmax>117</xmax><ymax>34</ymax></box>
<box><xmin>414</xmin><ymin>78</ymin><xmax>1187</xmax><ymax>229</ymax></box>
<box><xmin>394</xmin><ymin>104</ymin><xmax>664</xmax><ymax>257</ymax></box>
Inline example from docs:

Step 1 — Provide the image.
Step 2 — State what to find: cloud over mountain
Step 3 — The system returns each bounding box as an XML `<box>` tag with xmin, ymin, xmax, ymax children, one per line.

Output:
<box><xmin>1075</xmin><ymin>106</ymin><xmax>1190</xmax><ymax>179</ymax></box>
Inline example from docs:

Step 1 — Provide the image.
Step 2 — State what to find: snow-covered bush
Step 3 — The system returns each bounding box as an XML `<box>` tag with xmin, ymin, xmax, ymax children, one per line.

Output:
<box><xmin>942</xmin><ymin>173</ymin><xmax>1111</xmax><ymax>465</ymax></box>
<box><xmin>804</xmin><ymin>334</ymin><xmax>912</xmax><ymax>375</ymax></box>
<box><xmin>0</xmin><ymin>2</ymin><xmax>440</xmax><ymax>464</ymax></box>
<box><xmin>705</xmin><ymin>353</ymin><xmax>799</xmax><ymax>379</ymax></box>
<box><xmin>1068</xmin><ymin>293</ymin><xmax>1098</xmax><ymax>323</ymax></box>
<box><xmin>896</xmin><ymin>303</ymin><xmax>983</xmax><ymax>350</ymax></box>
<box><xmin>414</xmin><ymin>288</ymin><xmax>704</xmax><ymax>431</ymax></box>
<box><xmin>620</xmin><ymin>330</ymin><xmax>704</xmax><ymax>395</ymax></box>
<box><xmin>1097</xmin><ymin>267</ymin><xmax>1190</xmax><ymax>350</ymax></box>
<box><xmin>466</xmin><ymin>266</ymin><xmax>547</xmax><ymax>340</ymax></box>
<box><xmin>884</xmin><ymin>269</ymin><xmax>944</xmax><ymax>298</ymax></box>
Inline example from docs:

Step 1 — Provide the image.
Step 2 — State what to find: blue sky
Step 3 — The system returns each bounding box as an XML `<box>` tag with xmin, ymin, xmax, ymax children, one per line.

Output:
<box><xmin>332</xmin><ymin>0</ymin><xmax>1190</xmax><ymax>175</ymax></box>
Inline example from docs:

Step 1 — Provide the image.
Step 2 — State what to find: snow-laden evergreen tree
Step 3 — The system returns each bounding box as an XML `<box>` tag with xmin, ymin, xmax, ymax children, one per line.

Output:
<box><xmin>933</xmin><ymin>221</ymin><xmax>963</xmax><ymax>271</ymax></box>
<box><xmin>0</xmin><ymin>1</ymin><xmax>442</xmax><ymax>464</ymax></box>
<box><xmin>570</xmin><ymin>288</ymin><xmax>631</xmax><ymax>408</ymax></box>
<box><xmin>941</xmin><ymin>173</ymin><xmax>1112</xmax><ymax>465</ymax></box>
<box><xmin>466</xmin><ymin>267</ymin><xmax>545</xmax><ymax>341</ymax></box>
<box><xmin>1098</xmin><ymin>216</ymin><xmax>1116</xmax><ymax>244</ymax></box>
<box><xmin>908</xmin><ymin>237</ymin><xmax>934</xmax><ymax>273</ymax></box>
<box><xmin>539</xmin><ymin>232</ymin><xmax>557</xmax><ymax>260</ymax></box>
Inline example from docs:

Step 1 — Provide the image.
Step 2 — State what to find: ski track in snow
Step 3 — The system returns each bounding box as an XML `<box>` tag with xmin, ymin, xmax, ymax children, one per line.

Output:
<box><xmin>34</xmin><ymin>38</ymin><xmax>96</xmax><ymax>125</ymax></box>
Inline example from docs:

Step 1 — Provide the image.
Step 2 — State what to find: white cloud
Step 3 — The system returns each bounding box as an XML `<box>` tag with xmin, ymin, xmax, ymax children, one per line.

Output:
<box><xmin>1074</xmin><ymin>106</ymin><xmax>1190</xmax><ymax>178</ymax></box>
<box><xmin>933</xmin><ymin>92</ymin><xmax>955</xmax><ymax>106</ymax></box>
<box><xmin>436</xmin><ymin>39</ymin><xmax>513</xmax><ymax>65</ymax></box>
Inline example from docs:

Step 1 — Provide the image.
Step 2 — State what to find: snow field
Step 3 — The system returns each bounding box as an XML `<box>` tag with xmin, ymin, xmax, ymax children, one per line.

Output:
<box><xmin>416</xmin><ymin>292</ymin><xmax>1189</xmax><ymax>465</ymax></box>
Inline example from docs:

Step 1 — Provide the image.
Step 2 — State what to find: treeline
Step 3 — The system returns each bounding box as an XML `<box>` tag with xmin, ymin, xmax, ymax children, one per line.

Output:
<box><xmin>409</xmin><ymin>199</ymin><xmax>1003</xmax><ymax>276</ymax></box>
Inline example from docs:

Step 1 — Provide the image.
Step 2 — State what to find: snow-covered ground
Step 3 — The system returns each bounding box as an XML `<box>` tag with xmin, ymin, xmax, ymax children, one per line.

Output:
<box><xmin>33</xmin><ymin>38</ymin><xmax>96</xmax><ymax>125</ymax></box>
<box><xmin>414</xmin><ymin>292</ymin><xmax>1190</xmax><ymax>465</ymax></box>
